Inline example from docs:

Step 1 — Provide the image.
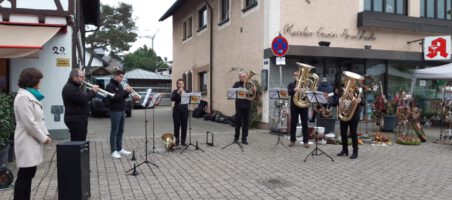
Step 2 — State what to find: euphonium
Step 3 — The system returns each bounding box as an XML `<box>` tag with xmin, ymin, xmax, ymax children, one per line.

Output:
<box><xmin>161</xmin><ymin>133</ymin><xmax>176</xmax><ymax>151</ymax></box>
<box><xmin>338</xmin><ymin>71</ymin><xmax>364</xmax><ymax>121</ymax></box>
<box><xmin>293</xmin><ymin>63</ymin><xmax>319</xmax><ymax>108</ymax></box>
<box><xmin>243</xmin><ymin>70</ymin><xmax>257</xmax><ymax>101</ymax></box>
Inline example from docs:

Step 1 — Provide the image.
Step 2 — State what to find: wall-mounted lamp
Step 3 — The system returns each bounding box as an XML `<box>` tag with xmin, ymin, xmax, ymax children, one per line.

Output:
<box><xmin>364</xmin><ymin>45</ymin><xmax>372</xmax><ymax>49</ymax></box>
<box><xmin>318</xmin><ymin>41</ymin><xmax>330</xmax><ymax>47</ymax></box>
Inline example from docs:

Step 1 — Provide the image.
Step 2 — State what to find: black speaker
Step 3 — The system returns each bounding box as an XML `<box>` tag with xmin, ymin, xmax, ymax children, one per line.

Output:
<box><xmin>57</xmin><ymin>141</ymin><xmax>90</xmax><ymax>200</ymax></box>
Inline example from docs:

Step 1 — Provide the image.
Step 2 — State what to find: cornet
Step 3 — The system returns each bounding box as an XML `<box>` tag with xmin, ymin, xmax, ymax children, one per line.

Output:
<box><xmin>83</xmin><ymin>81</ymin><xmax>114</xmax><ymax>98</ymax></box>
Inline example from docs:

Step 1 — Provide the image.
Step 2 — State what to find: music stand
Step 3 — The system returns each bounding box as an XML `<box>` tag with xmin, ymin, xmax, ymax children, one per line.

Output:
<box><xmin>221</xmin><ymin>88</ymin><xmax>247</xmax><ymax>152</ymax></box>
<box><xmin>126</xmin><ymin>89</ymin><xmax>159</xmax><ymax>175</ymax></box>
<box><xmin>269</xmin><ymin>88</ymin><xmax>290</xmax><ymax>152</ymax></box>
<box><xmin>180</xmin><ymin>92</ymin><xmax>205</xmax><ymax>154</ymax></box>
<box><xmin>304</xmin><ymin>91</ymin><xmax>334</xmax><ymax>162</ymax></box>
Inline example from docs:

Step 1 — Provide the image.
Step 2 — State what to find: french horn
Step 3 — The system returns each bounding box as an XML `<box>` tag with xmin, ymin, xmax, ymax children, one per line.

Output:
<box><xmin>161</xmin><ymin>133</ymin><xmax>176</xmax><ymax>151</ymax></box>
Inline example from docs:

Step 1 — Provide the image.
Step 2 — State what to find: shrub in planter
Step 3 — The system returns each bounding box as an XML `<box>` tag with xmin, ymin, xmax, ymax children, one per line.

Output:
<box><xmin>0</xmin><ymin>92</ymin><xmax>15</xmax><ymax>163</ymax></box>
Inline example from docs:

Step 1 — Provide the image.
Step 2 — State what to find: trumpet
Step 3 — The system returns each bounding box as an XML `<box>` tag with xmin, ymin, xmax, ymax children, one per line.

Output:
<box><xmin>122</xmin><ymin>83</ymin><xmax>141</xmax><ymax>99</ymax></box>
<box><xmin>83</xmin><ymin>81</ymin><xmax>114</xmax><ymax>98</ymax></box>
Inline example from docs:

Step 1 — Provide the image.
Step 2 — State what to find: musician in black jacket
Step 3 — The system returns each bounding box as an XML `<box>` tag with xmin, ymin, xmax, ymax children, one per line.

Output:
<box><xmin>106</xmin><ymin>70</ymin><xmax>136</xmax><ymax>159</ymax></box>
<box><xmin>287</xmin><ymin>71</ymin><xmax>309</xmax><ymax>148</ymax></box>
<box><xmin>170</xmin><ymin>78</ymin><xmax>189</xmax><ymax>146</ymax></box>
<box><xmin>62</xmin><ymin>69</ymin><xmax>99</xmax><ymax>141</ymax></box>
<box><xmin>337</xmin><ymin>87</ymin><xmax>365</xmax><ymax>159</ymax></box>
<box><xmin>232</xmin><ymin>72</ymin><xmax>255</xmax><ymax>145</ymax></box>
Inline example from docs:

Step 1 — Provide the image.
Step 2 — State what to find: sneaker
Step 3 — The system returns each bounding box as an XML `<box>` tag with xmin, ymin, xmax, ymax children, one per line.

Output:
<box><xmin>112</xmin><ymin>151</ymin><xmax>121</xmax><ymax>159</ymax></box>
<box><xmin>303</xmin><ymin>143</ymin><xmax>310</xmax><ymax>148</ymax></box>
<box><xmin>242</xmin><ymin>140</ymin><xmax>248</xmax><ymax>145</ymax></box>
<box><xmin>119</xmin><ymin>149</ymin><xmax>132</xmax><ymax>155</ymax></box>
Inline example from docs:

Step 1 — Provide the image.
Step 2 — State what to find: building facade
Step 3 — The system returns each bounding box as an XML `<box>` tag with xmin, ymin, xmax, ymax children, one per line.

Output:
<box><xmin>161</xmin><ymin>0</ymin><xmax>452</xmax><ymax>126</ymax></box>
<box><xmin>0</xmin><ymin>0</ymin><xmax>99</xmax><ymax>135</ymax></box>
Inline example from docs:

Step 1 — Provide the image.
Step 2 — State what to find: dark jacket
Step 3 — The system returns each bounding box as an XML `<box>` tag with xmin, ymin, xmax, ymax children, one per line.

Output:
<box><xmin>317</xmin><ymin>82</ymin><xmax>333</xmax><ymax>93</ymax></box>
<box><xmin>62</xmin><ymin>79</ymin><xmax>96</xmax><ymax>119</ymax></box>
<box><xmin>106</xmin><ymin>78</ymin><xmax>130</xmax><ymax>112</ymax></box>
<box><xmin>233</xmin><ymin>81</ymin><xmax>251</xmax><ymax>109</ymax></box>
<box><xmin>170</xmin><ymin>89</ymin><xmax>189</xmax><ymax>111</ymax></box>
<box><xmin>287</xmin><ymin>80</ymin><xmax>308</xmax><ymax>110</ymax></box>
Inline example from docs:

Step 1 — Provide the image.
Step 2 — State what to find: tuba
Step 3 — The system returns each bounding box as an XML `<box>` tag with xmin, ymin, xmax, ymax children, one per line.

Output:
<box><xmin>293</xmin><ymin>63</ymin><xmax>319</xmax><ymax>108</ymax></box>
<box><xmin>338</xmin><ymin>71</ymin><xmax>364</xmax><ymax>121</ymax></box>
<box><xmin>161</xmin><ymin>133</ymin><xmax>176</xmax><ymax>151</ymax></box>
<box><xmin>243</xmin><ymin>70</ymin><xmax>257</xmax><ymax>101</ymax></box>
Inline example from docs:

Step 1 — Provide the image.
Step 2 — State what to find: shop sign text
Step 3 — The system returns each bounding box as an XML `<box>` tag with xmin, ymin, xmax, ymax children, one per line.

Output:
<box><xmin>283</xmin><ymin>24</ymin><xmax>376</xmax><ymax>41</ymax></box>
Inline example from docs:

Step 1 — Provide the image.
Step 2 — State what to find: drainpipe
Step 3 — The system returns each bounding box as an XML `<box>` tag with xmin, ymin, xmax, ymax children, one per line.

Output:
<box><xmin>204</xmin><ymin>1</ymin><xmax>214</xmax><ymax>114</ymax></box>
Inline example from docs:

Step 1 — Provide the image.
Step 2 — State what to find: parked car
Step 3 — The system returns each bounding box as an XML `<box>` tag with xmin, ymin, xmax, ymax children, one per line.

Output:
<box><xmin>90</xmin><ymin>77</ymin><xmax>132</xmax><ymax>117</ymax></box>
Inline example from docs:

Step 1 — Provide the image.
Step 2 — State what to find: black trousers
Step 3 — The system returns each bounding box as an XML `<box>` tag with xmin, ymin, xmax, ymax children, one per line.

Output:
<box><xmin>340</xmin><ymin>120</ymin><xmax>359</xmax><ymax>153</ymax></box>
<box><xmin>14</xmin><ymin>166</ymin><xmax>37</xmax><ymax>200</ymax></box>
<box><xmin>172</xmin><ymin>108</ymin><xmax>188</xmax><ymax>144</ymax></box>
<box><xmin>290</xmin><ymin>107</ymin><xmax>309</xmax><ymax>144</ymax></box>
<box><xmin>235</xmin><ymin>107</ymin><xmax>250</xmax><ymax>141</ymax></box>
<box><xmin>64</xmin><ymin>116</ymin><xmax>88</xmax><ymax>141</ymax></box>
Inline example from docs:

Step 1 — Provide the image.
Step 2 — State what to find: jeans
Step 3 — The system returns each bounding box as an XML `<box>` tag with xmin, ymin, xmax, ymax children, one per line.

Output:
<box><xmin>110</xmin><ymin>111</ymin><xmax>125</xmax><ymax>153</ymax></box>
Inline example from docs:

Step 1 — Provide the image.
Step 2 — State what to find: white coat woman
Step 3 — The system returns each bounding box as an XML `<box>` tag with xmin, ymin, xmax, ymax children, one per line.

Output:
<box><xmin>13</xmin><ymin>68</ymin><xmax>52</xmax><ymax>200</ymax></box>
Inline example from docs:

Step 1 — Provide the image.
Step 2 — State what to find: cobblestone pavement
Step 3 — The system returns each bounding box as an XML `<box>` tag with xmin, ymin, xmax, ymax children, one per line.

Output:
<box><xmin>1</xmin><ymin>107</ymin><xmax>452</xmax><ymax>199</ymax></box>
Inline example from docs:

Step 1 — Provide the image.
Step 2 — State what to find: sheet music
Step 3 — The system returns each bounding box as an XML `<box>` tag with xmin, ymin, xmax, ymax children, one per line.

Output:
<box><xmin>141</xmin><ymin>88</ymin><xmax>153</xmax><ymax>108</ymax></box>
<box><xmin>227</xmin><ymin>88</ymin><xmax>247</xmax><ymax>99</ymax></box>
<box><xmin>306</xmin><ymin>91</ymin><xmax>328</xmax><ymax>104</ymax></box>
<box><xmin>269</xmin><ymin>88</ymin><xmax>289</xmax><ymax>99</ymax></box>
<box><xmin>182</xmin><ymin>92</ymin><xmax>202</xmax><ymax>104</ymax></box>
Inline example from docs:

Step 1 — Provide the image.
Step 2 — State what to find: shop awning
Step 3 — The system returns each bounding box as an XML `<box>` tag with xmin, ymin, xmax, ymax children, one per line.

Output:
<box><xmin>0</xmin><ymin>25</ymin><xmax>61</xmax><ymax>58</ymax></box>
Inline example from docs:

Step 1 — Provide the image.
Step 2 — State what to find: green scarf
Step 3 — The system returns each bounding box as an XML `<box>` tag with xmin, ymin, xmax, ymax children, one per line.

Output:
<box><xmin>26</xmin><ymin>88</ymin><xmax>45</xmax><ymax>101</ymax></box>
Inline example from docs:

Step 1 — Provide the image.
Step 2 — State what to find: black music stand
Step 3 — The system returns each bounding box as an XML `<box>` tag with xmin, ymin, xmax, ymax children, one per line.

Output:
<box><xmin>180</xmin><ymin>93</ymin><xmax>205</xmax><ymax>154</ymax></box>
<box><xmin>222</xmin><ymin>88</ymin><xmax>246</xmax><ymax>152</ymax></box>
<box><xmin>269</xmin><ymin>88</ymin><xmax>290</xmax><ymax>152</ymax></box>
<box><xmin>127</xmin><ymin>89</ymin><xmax>159</xmax><ymax>175</ymax></box>
<box><xmin>304</xmin><ymin>91</ymin><xmax>334</xmax><ymax>162</ymax></box>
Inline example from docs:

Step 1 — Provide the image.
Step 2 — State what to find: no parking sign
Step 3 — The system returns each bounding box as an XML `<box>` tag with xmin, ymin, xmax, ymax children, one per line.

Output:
<box><xmin>271</xmin><ymin>35</ymin><xmax>289</xmax><ymax>57</ymax></box>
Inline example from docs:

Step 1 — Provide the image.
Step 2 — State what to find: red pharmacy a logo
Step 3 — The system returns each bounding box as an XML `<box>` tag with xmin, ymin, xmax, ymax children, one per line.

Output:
<box><xmin>426</xmin><ymin>37</ymin><xmax>449</xmax><ymax>59</ymax></box>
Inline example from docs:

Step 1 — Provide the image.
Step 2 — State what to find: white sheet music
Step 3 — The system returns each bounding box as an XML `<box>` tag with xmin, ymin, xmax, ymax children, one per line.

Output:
<box><xmin>141</xmin><ymin>89</ymin><xmax>153</xmax><ymax>108</ymax></box>
<box><xmin>227</xmin><ymin>88</ymin><xmax>247</xmax><ymax>99</ymax></box>
<box><xmin>269</xmin><ymin>88</ymin><xmax>289</xmax><ymax>99</ymax></box>
<box><xmin>181</xmin><ymin>92</ymin><xmax>202</xmax><ymax>104</ymax></box>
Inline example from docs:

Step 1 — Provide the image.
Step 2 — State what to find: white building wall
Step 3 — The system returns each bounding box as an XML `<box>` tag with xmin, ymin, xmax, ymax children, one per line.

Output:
<box><xmin>10</xmin><ymin>26</ymin><xmax>72</xmax><ymax>131</ymax></box>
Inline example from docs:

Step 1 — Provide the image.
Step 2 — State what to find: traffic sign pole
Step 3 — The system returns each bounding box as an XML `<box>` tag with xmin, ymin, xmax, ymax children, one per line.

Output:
<box><xmin>271</xmin><ymin>35</ymin><xmax>289</xmax><ymax>87</ymax></box>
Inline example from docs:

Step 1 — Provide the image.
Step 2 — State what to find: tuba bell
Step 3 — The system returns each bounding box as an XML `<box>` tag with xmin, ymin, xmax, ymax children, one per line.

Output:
<box><xmin>243</xmin><ymin>70</ymin><xmax>257</xmax><ymax>101</ymax></box>
<box><xmin>293</xmin><ymin>63</ymin><xmax>319</xmax><ymax>108</ymax></box>
<box><xmin>338</xmin><ymin>71</ymin><xmax>364</xmax><ymax>121</ymax></box>
<box><xmin>161</xmin><ymin>133</ymin><xmax>176</xmax><ymax>151</ymax></box>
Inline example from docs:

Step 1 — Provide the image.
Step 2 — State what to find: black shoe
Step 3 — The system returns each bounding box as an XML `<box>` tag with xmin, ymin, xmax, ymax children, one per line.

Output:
<box><xmin>233</xmin><ymin>139</ymin><xmax>238</xmax><ymax>143</ymax></box>
<box><xmin>337</xmin><ymin>151</ymin><xmax>348</xmax><ymax>156</ymax></box>
<box><xmin>181</xmin><ymin>143</ymin><xmax>188</xmax><ymax>146</ymax></box>
<box><xmin>350</xmin><ymin>152</ymin><xmax>358</xmax><ymax>159</ymax></box>
<box><xmin>242</xmin><ymin>141</ymin><xmax>248</xmax><ymax>145</ymax></box>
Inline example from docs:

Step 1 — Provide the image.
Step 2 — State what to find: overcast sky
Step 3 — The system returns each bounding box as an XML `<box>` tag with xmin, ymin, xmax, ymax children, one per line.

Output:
<box><xmin>102</xmin><ymin>0</ymin><xmax>176</xmax><ymax>61</ymax></box>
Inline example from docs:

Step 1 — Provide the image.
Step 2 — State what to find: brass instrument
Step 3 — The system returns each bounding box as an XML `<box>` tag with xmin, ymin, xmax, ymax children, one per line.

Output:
<box><xmin>82</xmin><ymin>81</ymin><xmax>114</xmax><ymax>98</ymax></box>
<box><xmin>161</xmin><ymin>133</ymin><xmax>176</xmax><ymax>151</ymax></box>
<box><xmin>293</xmin><ymin>62</ymin><xmax>319</xmax><ymax>108</ymax></box>
<box><xmin>243</xmin><ymin>70</ymin><xmax>257</xmax><ymax>101</ymax></box>
<box><xmin>338</xmin><ymin>71</ymin><xmax>364</xmax><ymax>121</ymax></box>
<box><xmin>122</xmin><ymin>83</ymin><xmax>141</xmax><ymax>99</ymax></box>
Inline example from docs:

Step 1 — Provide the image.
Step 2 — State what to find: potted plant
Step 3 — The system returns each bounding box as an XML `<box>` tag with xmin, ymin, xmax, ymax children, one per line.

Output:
<box><xmin>0</xmin><ymin>92</ymin><xmax>15</xmax><ymax>165</ymax></box>
<box><xmin>382</xmin><ymin>98</ymin><xmax>397</xmax><ymax>132</ymax></box>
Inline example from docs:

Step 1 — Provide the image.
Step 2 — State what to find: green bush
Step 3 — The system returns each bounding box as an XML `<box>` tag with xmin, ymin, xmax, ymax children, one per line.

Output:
<box><xmin>0</xmin><ymin>92</ymin><xmax>15</xmax><ymax>148</ymax></box>
<box><xmin>250</xmin><ymin>80</ymin><xmax>263</xmax><ymax>129</ymax></box>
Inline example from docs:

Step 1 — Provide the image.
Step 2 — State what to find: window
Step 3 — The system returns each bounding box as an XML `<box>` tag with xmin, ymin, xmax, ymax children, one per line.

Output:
<box><xmin>199</xmin><ymin>72</ymin><xmax>208</xmax><ymax>95</ymax></box>
<box><xmin>182</xmin><ymin>17</ymin><xmax>192</xmax><ymax>40</ymax></box>
<box><xmin>198</xmin><ymin>6</ymin><xmax>207</xmax><ymax>31</ymax></box>
<box><xmin>242</xmin><ymin>0</ymin><xmax>258</xmax><ymax>12</ymax></box>
<box><xmin>364</xmin><ymin>0</ymin><xmax>407</xmax><ymax>15</ymax></box>
<box><xmin>187</xmin><ymin>71</ymin><xmax>192</xmax><ymax>92</ymax></box>
<box><xmin>421</xmin><ymin>0</ymin><xmax>452</xmax><ymax>20</ymax></box>
<box><xmin>220</xmin><ymin>0</ymin><xmax>229</xmax><ymax>24</ymax></box>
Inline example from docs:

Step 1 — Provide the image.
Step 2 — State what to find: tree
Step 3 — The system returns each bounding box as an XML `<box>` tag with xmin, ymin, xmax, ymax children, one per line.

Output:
<box><xmin>85</xmin><ymin>3</ymin><xmax>138</xmax><ymax>66</ymax></box>
<box><xmin>123</xmin><ymin>45</ymin><xmax>169</xmax><ymax>72</ymax></box>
